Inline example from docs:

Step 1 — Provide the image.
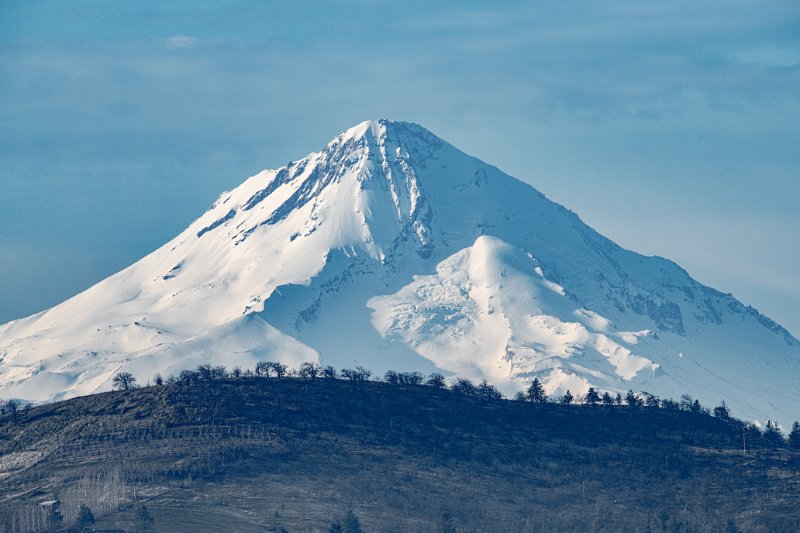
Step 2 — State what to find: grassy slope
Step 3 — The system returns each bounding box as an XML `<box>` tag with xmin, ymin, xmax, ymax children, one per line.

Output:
<box><xmin>1</xmin><ymin>378</ymin><xmax>799</xmax><ymax>532</ymax></box>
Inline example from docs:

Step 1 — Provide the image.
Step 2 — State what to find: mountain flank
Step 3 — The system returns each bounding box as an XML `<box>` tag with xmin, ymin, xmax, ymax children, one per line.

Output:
<box><xmin>1</xmin><ymin>119</ymin><xmax>798</xmax><ymax>424</ymax></box>
<box><xmin>1</xmin><ymin>375</ymin><xmax>799</xmax><ymax>532</ymax></box>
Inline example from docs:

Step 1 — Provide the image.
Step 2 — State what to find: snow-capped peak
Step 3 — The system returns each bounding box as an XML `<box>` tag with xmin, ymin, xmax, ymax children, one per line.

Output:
<box><xmin>0</xmin><ymin>120</ymin><xmax>798</xmax><ymax>424</ymax></box>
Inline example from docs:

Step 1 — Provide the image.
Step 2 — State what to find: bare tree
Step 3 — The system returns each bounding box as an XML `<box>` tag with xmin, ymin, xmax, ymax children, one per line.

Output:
<box><xmin>400</xmin><ymin>371</ymin><xmax>424</xmax><ymax>385</ymax></box>
<box><xmin>112</xmin><ymin>372</ymin><xmax>137</xmax><ymax>391</ymax></box>
<box><xmin>477</xmin><ymin>380</ymin><xmax>503</xmax><ymax>400</ymax></box>
<box><xmin>255</xmin><ymin>361</ymin><xmax>270</xmax><ymax>377</ymax></box>
<box><xmin>269</xmin><ymin>362</ymin><xmax>288</xmax><ymax>378</ymax></box>
<box><xmin>450</xmin><ymin>378</ymin><xmax>476</xmax><ymax>395</ymax></box>
<box><xmin>299</xmin><ymin>362</ymin><xmax>321</xmax><ymax>379</ymax></box>
<box><xmin>425</xmin><ymin>372</ymin><xmax>446</xmax><ymax>388</ymax></box>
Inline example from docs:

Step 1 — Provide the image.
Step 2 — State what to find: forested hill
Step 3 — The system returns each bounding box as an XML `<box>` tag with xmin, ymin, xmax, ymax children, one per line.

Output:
<box><xmin>1</xmin><ymin>375</ymin><xmax>799</xmax><ymax>532</ymax></box>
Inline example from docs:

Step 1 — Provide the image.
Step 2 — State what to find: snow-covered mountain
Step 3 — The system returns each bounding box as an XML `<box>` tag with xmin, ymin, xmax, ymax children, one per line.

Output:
<box><xmin>1</xmin><ymin>120</ymin><xmax>798</xmax><ymax>423</ymax></box>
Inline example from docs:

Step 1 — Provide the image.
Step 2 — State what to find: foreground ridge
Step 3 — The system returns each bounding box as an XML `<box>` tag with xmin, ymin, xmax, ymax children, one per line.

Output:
<box><xmin>1</xmin><ymin>374</ymin><xmax>799</xmax><ymax>532</ymax></box>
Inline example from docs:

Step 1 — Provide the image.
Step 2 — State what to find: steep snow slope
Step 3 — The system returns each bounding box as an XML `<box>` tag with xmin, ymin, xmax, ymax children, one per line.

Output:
<box><xmin>0</xmin><ymin>120</ymin><xmax>797</xmax><ymax>423</ymax></box>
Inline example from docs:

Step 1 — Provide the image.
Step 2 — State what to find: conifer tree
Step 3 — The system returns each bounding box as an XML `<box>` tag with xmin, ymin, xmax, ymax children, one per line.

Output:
<box><xmin>585</xmin><ymin>387</ymin><xmax>600</xmax><ymax>406</ymax></box>
<box><xmin>625</xmin><ymin>389</ymin><xmax>639</xmax><ymax>407</ymax></box>
<box><xmin>526</xmin><ymin>378</ymin><xmax>548</xmax><ymax>403</ymax></box>
<box><xmin>764</xmin><ymin>420</ymin><xmax>784</xmax><ymax>446</ymax></box>
<box><xmin>601</xmin><ymin>392</ymin><xmax>614</xmax><ymax>406</ymax></box>
<box><xmin>713</xmin><ymin>401</ymin><xmax>730</xmax><ymax>419</ymax></box>
<box><xmin>789</xmin><ymin>421</ymin><xmax>800</xmax><ymax>449</ymax></box>
<box><xmin>560</xmin><ymin>390</ymin><xmax>574</xmax><ymax>405</ymax></box>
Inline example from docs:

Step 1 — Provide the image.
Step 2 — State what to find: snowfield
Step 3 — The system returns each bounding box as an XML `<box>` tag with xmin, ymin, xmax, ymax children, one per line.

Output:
<box><xmin>0</xmin><ymin>120</ymin><xmax>798</xmax><ymax>423</ymax></box>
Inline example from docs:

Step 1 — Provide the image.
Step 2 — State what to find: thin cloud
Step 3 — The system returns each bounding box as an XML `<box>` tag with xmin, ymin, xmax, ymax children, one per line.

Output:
<box><xmin>166</xmin><ymin>35</ymin><xmax>199</xmax><ymax>49</ymax></box>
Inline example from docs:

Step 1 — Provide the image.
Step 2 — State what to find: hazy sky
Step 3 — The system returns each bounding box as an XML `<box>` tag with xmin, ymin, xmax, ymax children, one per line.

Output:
<box><xmin>1</xmin><ymin>1</ymin><xmax>798</xmax><ymax>336</ymax></box>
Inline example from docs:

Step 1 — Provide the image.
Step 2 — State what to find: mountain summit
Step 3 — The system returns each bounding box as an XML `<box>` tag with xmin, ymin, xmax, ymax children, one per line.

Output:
<box><xmin>1</xmin><ymin>120</ymin><xmax>798</xmax><ymax>421</ymax></box>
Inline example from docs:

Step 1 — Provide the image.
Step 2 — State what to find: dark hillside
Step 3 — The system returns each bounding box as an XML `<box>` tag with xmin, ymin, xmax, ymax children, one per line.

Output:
<box><xmin>1</xmin><ymin>377</ymin><xmax>799</xmax><ymax>532</ymax></box>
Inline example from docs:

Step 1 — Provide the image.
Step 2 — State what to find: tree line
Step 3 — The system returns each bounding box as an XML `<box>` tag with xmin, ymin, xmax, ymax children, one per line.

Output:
<box><xmin>97</xmin><ymin>362</ymin><xmax>800</xmax><ymax>447</ymax></box>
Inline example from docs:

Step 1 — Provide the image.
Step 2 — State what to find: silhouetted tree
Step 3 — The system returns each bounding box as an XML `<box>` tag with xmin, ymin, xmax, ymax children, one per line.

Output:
<box><xmin>425</xmin><ymin>372</ymin><xmax>446</xmax><ymax>388</ymax></box>
<box><xmin>112</xmin><ymin>372</ymin><xmax>137</xmax><ymax>390</ymax></box>
<box><xmin>299</xmin><ymin>362</ymin><xmax>321</xmax><ymax>379</ymax></box>
<box><xmin>400</xmin><ymin>371</ymin><xmax>424</xmax><ymax>385</ymax></box>
<box><xmin>585</xmin><ymin>387</ymin><xmax>600</xmax><ymax>406</ymax></box>
<box><xmin>323</xmin><ymin>365</ymin><xmax>338</xmax><ymax>379</ymax></box>
<box><xmin>255</xmin><ymin>361</ymin><xmax>270</xmax><ymax>377</ymax></box>
<box><xmin>601</xmin><ymin>392</ymin><xmax>614</xmax><ymax>406</ymax></box>
<box><xmin>451</xmin><ymin>378</ymin><xmax>477</xmax><ymax>396</ymax></box>
<box><xmin>341</xmin><ymin>367</ymin><xmax>370</xmax><ymax>382</ymax></box>
<box><xmin>526</xmin><ymin>378</ymin><xmax>548</xmax><ymax>403</ymax></box>
<box><xmin>764</xmin><ymin>420</ymin><xmax>784</xmax><ymax>446</ymax></box>
<box><xmin>615</xmin><ymin>393</ymin><xmax>623</xmax><ymax>405</ymax></box>
<box><xmin>661</xmin><ymin>398</ymin><xmax>679</xmax><ymax>410</ymax></box>
<box><xmin>713</xmin><ymin>401</ymin><xmax>730</xmax><ymax>420</ymax></box>
<box><xmin>355</xmin><ymin>366</ymin><xmax>372</xmax><ymax>381</ymax></box>
<box><xmin>789</xmin><ymin>421</ymin><xmax>800</xmax><ymax>449</ymax></box>
<box><xmin>197</xmin><ymin>364</ymin><xmax>214</xmax><ymax>380</ymax></box>
<box><xmin>270</xmin><ymin>362</ymin><xmax>288</xmax><ymax>378</ymax></box>
<box><xmin>642</xmin><ymin>392</ymin><xmax>659</xmax><ymax>408</ymax></box>
<box><xmin>152</xmin><ymin>373</ymin><xmax>164</xmax><ymax>386</ymax></box>
<box><xmin>384</xmin><ymin>370</ymin><xmax>400</xmax><ymax>384</ymax></box>
<box><xmin>514</xmin><ymin>391</ymin><xmax>527</xmax><ymax>401</ymax></box>
<box><xmin>691</xmin><ymin>399</ymin><xmax>703</xmax><ymax>413</ymax></box>
<box><xmin>625</xmin><ymin>389</ymin><xmax>639</xmax><ymax>407</ymax></box>
<box><xmin>560</xmin><ymin>390</ymin><xmax>574</xmax><ymax>405</ymax></box>
<box><xmin>231</xmin><ymin>366</ymin><xmax>242</xmax><ymax>378</ymax></box>
<box><xmin>75</xmin><ymin>504</ymin><xmax>95</xmax><ymax>532</ymax></box>
<box><xmin>680</xmin><ymin>394</ymin><xmax>694</xmax><ymax>411</ymax></box>
<box><xmin>477</xmin><ymin>379</ymin><xmax>503</xmax><ymax>400</ymax></box>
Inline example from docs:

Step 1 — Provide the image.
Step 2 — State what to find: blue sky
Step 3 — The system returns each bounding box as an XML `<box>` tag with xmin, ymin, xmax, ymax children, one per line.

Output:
<box><xmin>1</xmin><ymin>1</ymin><xmax>799</xmax><ymax>335</ymax></box>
